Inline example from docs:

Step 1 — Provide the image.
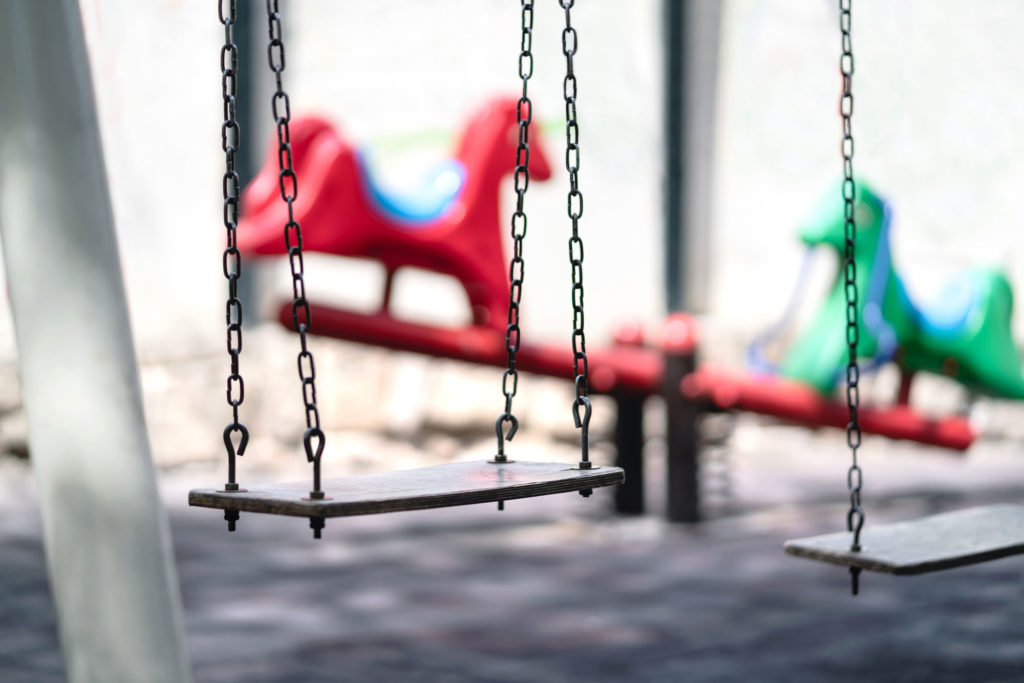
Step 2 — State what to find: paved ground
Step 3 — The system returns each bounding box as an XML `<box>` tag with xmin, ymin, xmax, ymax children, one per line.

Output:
<box><xmin>5</xmin><ymin>451</ymin><xmax>1024</xmax><ymax>682</ymax></box>
<box><xmin>3</xmin><ymin>332</ymin><xmax>1024</xmax><ymax>681</ymax></box>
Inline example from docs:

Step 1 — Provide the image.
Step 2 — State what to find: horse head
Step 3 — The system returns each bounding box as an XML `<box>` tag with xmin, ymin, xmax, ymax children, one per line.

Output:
<box><xmin>237</xmin><ymin>98</ymin><xmax>554</xmax><ymax>258</ymax></box>
<box><xmin>453</xmin><ymin>96</ymin><xmax>553</xmax><ymax>193</ymax></box>
<box><xmin>798</xmin><ymin>179</ymin><xmax>886</xmax><ymax>254</ymax></box>
<box><xmin>237</xmin><ymin>116</ymin><xmax>364</xmax><ymax>256</ymax></box>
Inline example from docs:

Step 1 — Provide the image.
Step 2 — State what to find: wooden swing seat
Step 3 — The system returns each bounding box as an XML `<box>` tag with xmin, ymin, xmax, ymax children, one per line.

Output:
<box><xmin>189</xmin><ymin>460</ymin><xmax>624</xmax><ymax>518</ymax></box>
<box><xmin>784</xmin><ymin>504</ymin><xmax>1024</xmax><ymax>575</ymax></box>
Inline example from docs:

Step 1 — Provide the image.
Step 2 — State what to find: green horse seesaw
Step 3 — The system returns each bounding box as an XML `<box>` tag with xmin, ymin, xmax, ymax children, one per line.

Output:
<box><xmin>750</xmin><ymin>180</ymin><xmax>1024</xmax><ymax>401</ymax></box>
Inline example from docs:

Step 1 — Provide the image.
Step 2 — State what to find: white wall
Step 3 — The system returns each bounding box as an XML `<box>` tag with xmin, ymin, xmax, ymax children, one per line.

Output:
<box><xmin>2</xmin><ymin>0</ymin><xmax>1021</xmax><ymax>362</ymax></box>
<box><xmin>713</xmin><ymin>0</ymin><xmax>1024</xmax><ymax>343</ymax></box>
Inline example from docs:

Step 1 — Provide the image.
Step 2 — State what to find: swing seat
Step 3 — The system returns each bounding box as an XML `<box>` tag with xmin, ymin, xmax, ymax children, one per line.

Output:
<box><xmin>784</xmin><ymin>504</ymin><xmax>1024</xmax><ymax>575</ymax></box>
<box><xmin>189</xmin><ymin>460</ymin><xmax>624</xmax><ymax>518</ymax></box>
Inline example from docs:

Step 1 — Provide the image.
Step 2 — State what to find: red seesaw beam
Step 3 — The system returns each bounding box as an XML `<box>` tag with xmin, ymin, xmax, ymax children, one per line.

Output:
<box><xmin>681</xmin><ymin>365</ymin><xmax>975</xmax><ymax>451</ymax></box>
<box><xmin>282</xmin><ymin>303</ymin><xmax>975</xmax><ymax>451</ymax></box>
<box><xmin>281</xmin><ymin>303</ymin><xmax>664</xmax><ymax>395</ymax></box>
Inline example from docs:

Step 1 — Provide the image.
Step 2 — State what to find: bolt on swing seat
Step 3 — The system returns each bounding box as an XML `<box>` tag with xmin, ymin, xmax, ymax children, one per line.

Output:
<box><xmin>785</xmin><ymin>505</ymin><xmax>1024</xmax><ymax>576</ymax></box>
<box><xmin>189</xmin><ymin>460</ymin><xmax>623</xmax><ymax>519</ymax></box>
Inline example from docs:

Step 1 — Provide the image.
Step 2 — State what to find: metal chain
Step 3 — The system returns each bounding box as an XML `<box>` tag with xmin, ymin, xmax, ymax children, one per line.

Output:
<box><xmin>494</xmin><ymin>0</ymin><xmax>535</xmax><ymax>462</ymax></box>
<box><xmin>219</xmin><ymin>0</ymin><xmax>248</xmax><ymax>507</ymax></box>
<box><xmin>839</xmin><ymin>0</ymin><xmax>865</xmax><ymax>595</ymax></box>
<box><xmin>560</xmin><ymin>0</ymin><xmax>592</xmax><ymax>470</ymax></box>
<box><xmin>265</xmin><ymin>1</ymin><xmax>327</xmax><ymax>512</ymax></box>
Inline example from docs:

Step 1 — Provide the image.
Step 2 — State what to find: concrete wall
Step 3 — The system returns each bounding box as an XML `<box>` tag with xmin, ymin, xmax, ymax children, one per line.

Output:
<box><xmin>2</xmin><ymin>0</ymin><xmax>1021</xmax><ymax>361</ymax></box>
<box><xmin>713</xmin><ymin>0</ymin><xmax>1024</xmax><ymax>343</ymax></box>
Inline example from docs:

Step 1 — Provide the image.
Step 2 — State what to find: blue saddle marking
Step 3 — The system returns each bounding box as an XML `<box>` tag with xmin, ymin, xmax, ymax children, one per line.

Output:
<box><xmin>915</xmin><ymin>272</ymin><xmax>978</xmax><ymax>340</ymax></box>
<box><xmin>862</xmin><ymin>201</ymin><xmax>899</xmax><ymax>367</ymax></box>
<box><xmin>356</xmin><ymin>148</ymin><xmax>465</xmax><ymax>226</ymax></box>
<box><xmin>746</xmin><ymin>197</ymin><xmax>901</xmax><ymax>383</ymax></box>
<box><xmin>745</xmin><ymin>245</ymin><xmax>816</xmax><ymax>375</ymax></box>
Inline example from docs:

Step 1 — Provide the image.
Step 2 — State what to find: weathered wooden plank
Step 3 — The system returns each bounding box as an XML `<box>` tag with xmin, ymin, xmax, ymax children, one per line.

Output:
<box><xmin>189</xmin><ymin>460</ymin><xmax>624</xmax><ymax>518</ymax></box>
<box><xmin>784</xmin><ymin>504</ymin><xmax>1024</xmax><ymax>575</ymax></box>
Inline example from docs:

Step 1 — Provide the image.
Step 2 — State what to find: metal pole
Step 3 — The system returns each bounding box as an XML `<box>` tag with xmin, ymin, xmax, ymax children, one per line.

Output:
<box><xmin>662</xmin><ymin>0</ymin><xmax>722</xmax><ymax>523</ymax></box>
<box><xmin>235</xmin><ymin>0</ymin><xmax>264</xmax><ymax>324</ymax></box>
<box><xmin>663</xmin><ymin>0</ymin><xmax>721</xmax><ymax>314</ymax></box>
<box><xmin>0</xmin><ymin>3</ymin><xmax>192</xmax><ymax>681</ymax></box>
<box><xmin>662</xmin><ymin>315</ymin><xmax>700</xmax><ymax>523</ymax></box>
<box><xmin>663</xmin><ymin>0</ymin><xmax>687</xmax><ymax>313</ymax></box>
<box><xmin>613</xmin><ymin>393</ymin><xmax>646</xmax><ymax>515</ymax></box>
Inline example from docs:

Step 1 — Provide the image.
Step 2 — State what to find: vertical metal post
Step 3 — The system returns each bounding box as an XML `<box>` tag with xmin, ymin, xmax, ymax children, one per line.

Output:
<box><xmin>663</xmin><ymin>0</ymin><xmax>686</xmax><ymax>313</ymax></box>
<box><xmin>663</xmin><ymin>0</ymin><xmax>721</xmax><ymax>314</ymax></box>
<box><xmin>613</xmin><ymin>393</ymin><xmax>646</xmax><ymax>515</ymax></box>
<box><xmin>610</xmin><ymin>320</ymin><xmax>647</xmax><ymax>514</ymax></box>
<box><xmin>234</xmin><ymin>0</ymin><xmax>264</xmax><ymax>324</ymax></box>
<box><xmin>0</xmin><ymin>3</ymin><xmax>192</xmax><ymax>681</ymax></box>
<box><xmin>662</xmin><ymin>0</ymin><xmax>721</xmax><ymax>523</ymax></box>
<box><xmin>662</xmin><ymin>314</ymin><xmax>700</xmax><ymax>523</ymax></box>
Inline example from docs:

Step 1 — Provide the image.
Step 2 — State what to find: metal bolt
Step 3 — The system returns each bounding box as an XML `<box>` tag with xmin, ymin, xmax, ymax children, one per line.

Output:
<box><xmin>309</xmin><ymin>516</ymin><xmax>325</xmax><ymax>539</ymax></box>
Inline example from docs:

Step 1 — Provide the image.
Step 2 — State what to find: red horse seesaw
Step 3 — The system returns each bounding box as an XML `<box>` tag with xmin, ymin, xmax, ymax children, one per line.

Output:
<box><xmin>238</xmin><ymin>96</ymin><xmax>662</xmax><ymax>395</ymax></box>
<box><xmin>241</xmin><ymin>96</ymin><xmax>546</xmax><ymax>330</ymax></box>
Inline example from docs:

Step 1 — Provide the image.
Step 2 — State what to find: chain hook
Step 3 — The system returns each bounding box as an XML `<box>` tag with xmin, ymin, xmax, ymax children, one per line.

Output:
<box><xmin>846</xmin><ymin>505</ymin><xmax>864</xmax><ymax>550</ymax></box>
<box><xmin>573</xmin><ymin>394</ymin><xmax>592</xmax><ymax>475</ymax></box>
<box><xmin>571</xmin><ymin>394</ymin><xmax>591</xmax><ymax>430</ymax></box>
<box><xmin>303</xmin><ymin>426</ymin><xmax>325</xmax><ymax>464</ymax></box>
<box><xmin>494</xmin><ymin>413</ymin><xmax>519</xmax><ymax>460</ymax></box>
<box><xmin>223</xmin><ymin>422</ymin><xmax>249</xmax><ymax>459</ymax></box>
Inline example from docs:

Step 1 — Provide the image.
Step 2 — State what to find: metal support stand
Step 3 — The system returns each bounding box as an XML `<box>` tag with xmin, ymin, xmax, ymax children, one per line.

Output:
<box><xmin>234</xmin><ymin>0</ymin><xmax>265</xmax><ymax>325</ymax></box>
<box><xmin>663</xmin><ymin>0</ymin><xmax>687</xmax><ymax>313</ymax></box>
<box><xmin>613</xmin><ymin>394</ymin><xmax>646</xmax><ymax>515</ymax></box>
<box><xmin>662</xmin><ymin>315</ymin><xmax>700</xmax><ymax>523</ymax></box>
<box><xmin>661</xmin><ymin>0</ymin><xmax>721</xmax><ymax>523</ymax></box>
<box><xmin>663</xmin><ymin>0</ymin><xmax>721</xmax><ymax>314</ymax></box>
<box><xmin>0</xmin><ymin>3</ymin><xmax>191</xmax><ymax>681</ymax></box>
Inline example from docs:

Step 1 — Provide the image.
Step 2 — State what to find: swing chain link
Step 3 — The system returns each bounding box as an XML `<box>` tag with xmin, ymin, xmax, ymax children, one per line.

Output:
<box><xmin>494</xmin><ymin>0</ymin><xmax>535</xmax><ymax>460</ymax></box>
<box><xmin>560</xmin><ymin>0</ymin><xmax>592</xmax><ymax>468</ymax></box>
<box><xmin>265</xmin><ymin>0</ymin><xmax>326</xmax><ymax>493</ymax></box>
<box><xmin>839</xmin><ymin>0</ymin><xmax>864</xmax><ymax>594</ymax></box>
<box><xmin>219</xmin><ymin>0</ymin><xmax>248</xmax><ymax>490</ymax></box>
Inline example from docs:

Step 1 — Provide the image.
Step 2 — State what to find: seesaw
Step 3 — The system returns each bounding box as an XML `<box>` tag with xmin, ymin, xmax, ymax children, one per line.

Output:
<box><xmin>230</xmin><ymin>96</ymin><xmax>974</xmax><ymax>526</ymax></box>
<box><xmin>751</xmin><ymin>181</ymin><xmax>1024</xmax><ymax>403</ymax></box>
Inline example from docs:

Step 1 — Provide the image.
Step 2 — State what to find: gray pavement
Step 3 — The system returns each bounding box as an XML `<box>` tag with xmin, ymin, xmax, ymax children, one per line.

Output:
<box><xmin>3</xmin><ymin>334</ymin><xmax>1024</xmax><ymax>682</ymax></box>
<box><xmin>4</xmin><ymin>454</ymin><xmax>1024</xmax><ymax>682</ymax></box>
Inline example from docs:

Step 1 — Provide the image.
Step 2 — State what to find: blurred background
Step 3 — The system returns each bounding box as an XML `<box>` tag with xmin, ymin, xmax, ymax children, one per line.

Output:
<box><xmin>47</xmin><ymin>0</ymin><xmax>1024</xmax><ymax>357</ymax></box>
<box><xmin>5</xmin><ymin>1</ymin><xmax>1024</xmax><ymax>681</ymax></box>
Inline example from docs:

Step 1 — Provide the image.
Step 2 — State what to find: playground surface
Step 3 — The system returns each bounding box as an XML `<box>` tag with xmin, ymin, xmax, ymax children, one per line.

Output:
<box><xmin>4</xmin><ymin>465</ymin><xmax>1024</xmax><ymax>683</ymax></box>
<box><xmin>2</xmin><ymin>330</ymin><xmax>1024</xmax><ymax>682</ymax></box>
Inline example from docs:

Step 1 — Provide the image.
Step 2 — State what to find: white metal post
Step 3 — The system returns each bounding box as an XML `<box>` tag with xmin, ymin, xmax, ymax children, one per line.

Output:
<box><xmin>0</xmin><ymin>2</ymin><xmax>192</xmax><ymax>681</ymax></box>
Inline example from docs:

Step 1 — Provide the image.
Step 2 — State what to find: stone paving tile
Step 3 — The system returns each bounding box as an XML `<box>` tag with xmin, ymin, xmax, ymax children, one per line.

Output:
<box><xmin>5</xmin><ymin>316</ymin><xmax>1024</xmax><ymax>683</ymax></box>
<box><xmin>6</xmin><ymin>481</ymin><xmax>1024</xmax><ymax>682</ymax></box>
<box><xmin>166</xmin><ymin>488</ymin><xmax>1024</xmax><ymax>683</ymax></box>
<box><xmin>0</xmin><ymin>528</ymin><xmax>65</xmax><ymax>682</ymax></box>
